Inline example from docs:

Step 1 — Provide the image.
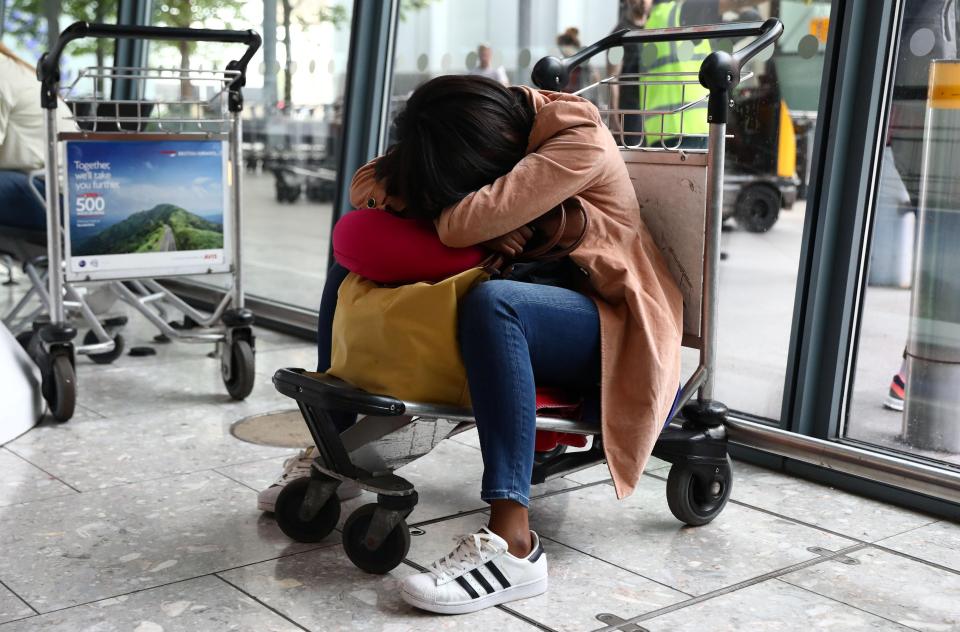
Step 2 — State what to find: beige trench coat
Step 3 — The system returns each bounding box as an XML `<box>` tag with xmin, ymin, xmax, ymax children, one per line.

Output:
<box><xmin>350</xmin><ymin>87</ymin><xmax>683</xmax><ymax>499</ymax></box>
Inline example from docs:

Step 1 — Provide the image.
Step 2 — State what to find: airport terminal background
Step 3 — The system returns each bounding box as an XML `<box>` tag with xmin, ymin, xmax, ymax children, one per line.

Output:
<box><xmin>1</xmin><ymin>0</ymin><xmax>959</xmax><ymax>630</ymax></box>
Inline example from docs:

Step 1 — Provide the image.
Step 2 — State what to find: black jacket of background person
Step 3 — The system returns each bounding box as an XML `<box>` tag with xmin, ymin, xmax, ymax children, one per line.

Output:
<box><xmin>889</xmin><ymin>0</ymin><xmax>958</xmax><ymax>205</ymax></box>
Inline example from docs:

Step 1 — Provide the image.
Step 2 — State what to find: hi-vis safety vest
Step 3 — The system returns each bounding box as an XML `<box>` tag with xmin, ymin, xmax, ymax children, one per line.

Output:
<box><xmin>639</xmin><ymin>1</ymin><xmax>712</xmax><ymax>142</ymax></box>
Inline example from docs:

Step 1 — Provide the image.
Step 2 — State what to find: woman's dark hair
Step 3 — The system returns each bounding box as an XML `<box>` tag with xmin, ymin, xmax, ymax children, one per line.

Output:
<box><xmin>375</xmin><ymin>75</ymin><xmax>535</xmax><ymax>220</ymax></box>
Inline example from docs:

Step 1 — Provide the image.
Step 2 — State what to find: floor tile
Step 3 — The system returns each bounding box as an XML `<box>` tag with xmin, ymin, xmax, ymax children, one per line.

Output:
<box><xmin>255</xmin><ymin>346</ymin><xmax>319</xmax><ymax>378</ymax></box>
<box><xmin>564</xmin><ymin>457</ymin><xmax>670</xmax><ymax>486</ymax></box>
<box><xmin>406</xmin><ymin>513</ymin><xmax>688</xmax><ymax>632</ymax></box>
<box><xmin>448</xmin><ymin>427</ymin><xmax>481</xmax><ymax>450</ymax></box>
<box><xmin>396</xmin><ymin>440</ymin><xmax>573</xmax><ymax>525</ymax></box>
<box><xmin>215</xmin><ymin>454</ymin><xmax>296</xmax><ymax>493</ymax></box>
<box><xmin>527</xmin><ymin>477</ymin><xmax>855</xmax><ymax>596</ymax></box>
<box><xmin>729</xmin><ymin>462</ymin><xmax>936</xmax><ymax>542</ymax></box>
<box><xmin>638</xmin><ymin>579</ymin><xmax>913</xmax><ymax>631</ymax></box>
<box><xmin>72</xmin><ymin>356</ymin><xmax>291</xmax><ymax>419</ymax></box>
<box><xmin>0</xmin><ymin>583</ymin><xmax>33</xmax><ymax>625</ymax></box>
<box><xmin>0</xmin><ymin>449</ymin><xmax>76</xmax><ymax>508</ymax></box>
<box><xmin>0</xmin><ymin>471</ymin><xmax>326</xmax><ymax>613</ymax></box>
<box><xmin>6</xmin><ymin>405</ymin><xmax>296</xmax><ymax>492</ymax></box>
<box><xmin>877</xmin><ymin>520</ymin><xmax>960</xmax><ymax>573</ymax></box>
<box><xmin>0</xmin><ymin>576</ymin><xmax>301</xmax><ymax>632</ymax></box>
<box><xmin>449</xmin><ymin>428</ymin><xmax>669</xmax><ymax>486</ymax></box>
<box><xmin>218</xmin><ymin>544</ymin><xmax>538</xmax><ymax>632</ymax></box>
<box><xmin>781</xmin><ymin>547</ymin><xmax>960</xmax><ymax>631</ymax></box>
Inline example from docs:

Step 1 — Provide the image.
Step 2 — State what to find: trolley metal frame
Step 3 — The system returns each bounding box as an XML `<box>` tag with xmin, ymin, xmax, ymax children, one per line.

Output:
<box><xmin>11</xmin><ymin>22</ymin><xmax>261</xmax><ymax>422</ymax></box>
<box><xmin>268</xmin><ymin>20</ymin><xmax>784</xmax><ymax>573</ymax></box>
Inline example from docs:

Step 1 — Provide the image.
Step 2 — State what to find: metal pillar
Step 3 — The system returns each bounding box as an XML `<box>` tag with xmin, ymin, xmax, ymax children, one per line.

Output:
<box><xmin>903</xmin><ymin>60</ymin><xmax>960</xmax><ymax>453</ymax></box>
<box><xmin>263</xmin><ymin>0</ymin><xmax>278</xmax><ymax>112</ymax></box>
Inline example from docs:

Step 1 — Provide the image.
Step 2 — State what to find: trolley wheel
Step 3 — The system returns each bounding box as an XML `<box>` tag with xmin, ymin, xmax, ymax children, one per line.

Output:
<box><xmin>665</xmin><ymin>457</ymin><xmax>733</xmax><ymax>526</ymax></box>
<box><xmin>274</xmin><ymin>477</ymin><xmax>341</xmax><ymax>543</ymax></box>
<box><xmin>734</xmin><ymin>184</ymin><xmax>781</xmax><ymax>233</ymax></box>
<box><xmin>48</xmin><ymin>355</ymin><xmax>77</xmax><ymax>423</ymax></box>
<box><xmin>534</xmin><ymin>444</ymin><xmax>568</xmax><ymax>465</ymax></box>
<box><xmin>222</xmin><ymin>338</ymin><xmax>255</xmax><ymax>400</ymax></box>
<box><xmin>82</xmin><ymin>330</ymin><xmax>125</xmax><ymax>365</ymax></box>
<box><xmin>16</xmin><ymin>331</ymin><xmax>33</xmax><ymax>351</ymax></box>
<box><xmin>342</xmin><ymin>503</ymin><xmax>411</xmax><ymax>575</ymax></box>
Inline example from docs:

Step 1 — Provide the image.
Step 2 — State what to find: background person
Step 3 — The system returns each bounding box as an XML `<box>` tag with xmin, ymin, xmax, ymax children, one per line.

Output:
<box><xmin>606</xmin><ymin>0</ymin><xmax>758</xmax><ymax>147</ymax></box>
<box><xmin>0</xmin><ymin>43</ymin><xmax>77</xmax><ymax>234</ymax></box>
<box><xmin>469</xmin><ymin>43</ymin><xmax>510</xmax><ymax>86</ymax></box>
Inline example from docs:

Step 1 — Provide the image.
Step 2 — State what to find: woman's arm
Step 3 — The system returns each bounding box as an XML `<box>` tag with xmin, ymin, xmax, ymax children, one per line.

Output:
<box><xmin>435</xmin><ymin>124</ymin><xmax>605</xmax><ymax>248</ymax></box>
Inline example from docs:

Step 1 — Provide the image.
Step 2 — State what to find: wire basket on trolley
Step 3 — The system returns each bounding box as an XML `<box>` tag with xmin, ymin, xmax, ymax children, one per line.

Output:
<box><xmin>574</xmin><ymin>70</ymin><xmax>752</xmax><ymax>152</ymax></box>
<box><xmin>61</xmin><ymin>66</ymin><xmax>240</xmax><ymax>135</ymax></box>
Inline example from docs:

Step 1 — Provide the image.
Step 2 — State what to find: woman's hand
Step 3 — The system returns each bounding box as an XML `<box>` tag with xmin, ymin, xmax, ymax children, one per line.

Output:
<box><xmin>483</xmin><ymin>225</ymin><xmax>534</xmax><ymax>257</ymax></box>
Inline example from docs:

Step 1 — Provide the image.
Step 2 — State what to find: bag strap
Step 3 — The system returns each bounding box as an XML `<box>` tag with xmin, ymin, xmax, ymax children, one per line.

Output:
<box><xmin>517</xmin><ymin>198</ymin><xmax>590</xmax><ymax>263</ymax></box>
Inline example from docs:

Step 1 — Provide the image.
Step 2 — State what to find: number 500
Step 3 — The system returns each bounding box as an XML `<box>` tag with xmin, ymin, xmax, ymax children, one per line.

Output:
<box><xmin>75</xmin><ymin>197</ymin><xmax>106</xmax><ymax>213</ymax></box>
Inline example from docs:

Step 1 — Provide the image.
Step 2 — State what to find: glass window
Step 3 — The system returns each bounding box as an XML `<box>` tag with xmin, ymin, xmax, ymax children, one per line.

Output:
<box><xmin>2</xmin><ymin>1</ymin><xmax>118</xmax><ymax>76</ymax></box>
<box><xmin>384</xmin><ymin>0</ymin><xmax>834</xmax><ymax>422</ymax></box>
<box><xmin>844</xmin><ymin>0</ymin><xmax>960</xmax><ymax>466</ymax></box>
<box><xmin>149</xmin><ymin>0</ymin><xmax>353</xmax><ymax>309</ymax></box>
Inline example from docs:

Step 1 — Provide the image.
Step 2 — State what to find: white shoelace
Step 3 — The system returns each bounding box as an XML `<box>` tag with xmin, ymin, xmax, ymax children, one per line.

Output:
<box><xmin>275</xmin><ymin>447</ymin><xmax>315</xmax><ymax>484</ymax></box>
<box><xmin>429</xmin><ymin>531</ymin><xmax>506</xmax><ymax>583</ymax></box>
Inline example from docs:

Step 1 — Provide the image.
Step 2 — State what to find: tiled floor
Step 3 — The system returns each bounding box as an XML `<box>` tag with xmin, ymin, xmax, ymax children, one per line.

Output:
<box><xmin>2</xmin><ymin>276</ymin><xmax>960</xmax><ymax>631</ymax></box>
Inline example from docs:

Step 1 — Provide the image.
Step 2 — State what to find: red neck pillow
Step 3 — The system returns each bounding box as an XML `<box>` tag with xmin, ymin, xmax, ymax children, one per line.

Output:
<box><xmin>332</xmin><ymin>209</ymin><xmax>487</xmax><ymax>284</ymax></box>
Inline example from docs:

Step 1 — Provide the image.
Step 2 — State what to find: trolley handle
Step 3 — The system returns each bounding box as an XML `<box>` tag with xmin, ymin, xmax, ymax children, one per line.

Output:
<box><xmin>531</xmin><ymin>17</ymin><xmax>783</xmax><ymax>124</ymax></box>
<box><xmin>38</xmin><ymin>21</ymin><xmax>263</xmax><ymax>111</ymax></box>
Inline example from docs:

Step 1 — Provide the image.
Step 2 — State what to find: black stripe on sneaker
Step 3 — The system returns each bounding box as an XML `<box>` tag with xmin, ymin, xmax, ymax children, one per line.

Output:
<box><xmin>470</xmin><ymin>569</ymin><xmax>495</xmax><ymax>594</ymax></box>
<box><xmin>484</xmin><ymin>561</ymin><xmax>511</xmax><ymax>589</ymax></box>
<box><xmin>455</xmin><ymin>575</ymin><xmax>480</xmax><ymax>600</ymax></box>
<box><xmin>528</xmin><ymin>543</ymin><xmax>544</xmax><ymax>563</ymax></box>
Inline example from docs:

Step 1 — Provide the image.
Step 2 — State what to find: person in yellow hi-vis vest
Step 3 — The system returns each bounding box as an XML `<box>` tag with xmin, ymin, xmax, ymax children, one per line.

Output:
<box><xmin>609</xmin><ymin>0</ymin><xmax>759</xmax><ymax>149</ymax></box>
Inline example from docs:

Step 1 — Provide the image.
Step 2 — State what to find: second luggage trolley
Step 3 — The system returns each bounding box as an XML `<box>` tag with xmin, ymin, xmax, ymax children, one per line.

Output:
<box><xmin>272</xmin><ymin>20</ymin><xmax>784</xmax><ymax>574</ymax></box>
<box><xmin>13</xmin><ymin>23</ymin><xmax>261</xmax><ymax>422</ymax></box>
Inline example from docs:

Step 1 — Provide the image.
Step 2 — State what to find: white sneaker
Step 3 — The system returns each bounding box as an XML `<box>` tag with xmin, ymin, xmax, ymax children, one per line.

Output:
<box><xmin>401</xmin><ymin>527</ymin><xmax>548</xmax><ymax>615</ymax></box>
<box><xmin>256</xmin><ymin>446</ymin><xmax>362</xmax><ymax>513</ymax></box>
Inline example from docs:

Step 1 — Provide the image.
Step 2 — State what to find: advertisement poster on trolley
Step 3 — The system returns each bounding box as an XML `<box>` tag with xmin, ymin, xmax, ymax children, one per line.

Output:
<box><xmin>64</xmin><ymin>138</ymin><xmax>231</xmax><ymax>281</ymax></box>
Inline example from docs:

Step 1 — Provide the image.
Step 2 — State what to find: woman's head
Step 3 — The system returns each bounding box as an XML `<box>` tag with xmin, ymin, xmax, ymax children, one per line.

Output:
<box><xmin>375</xmin><ymin>75</ymin><xmax>534</xmax><ymax>220</ymax></box>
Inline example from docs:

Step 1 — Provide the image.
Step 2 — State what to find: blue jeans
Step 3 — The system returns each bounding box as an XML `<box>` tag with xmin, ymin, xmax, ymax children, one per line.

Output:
<box><xmin>459</xmin><ymin>280</ymin><xmax>600</xmax><ymax>507</ymax></box>
<box><xmin>0</xmin><ymin>171</ymin><xmax>46</xmax><ymax>231</ymax></box>
<box><xmin>315</xmin><ymin>266</ymin><xmax>602</xmax><ymax>506</ymax></box>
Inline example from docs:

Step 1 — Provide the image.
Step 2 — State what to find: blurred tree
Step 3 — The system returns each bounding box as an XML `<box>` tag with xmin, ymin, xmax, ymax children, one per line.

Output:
<box><xmin>5</xmin><ymin>0</ymin><xmax>117</xmax><ymax>67</ymax></box>
<box><xmin>152</xmin><ymin>0</ymin><xmax>243</xmax><ymax>96</ymax></box>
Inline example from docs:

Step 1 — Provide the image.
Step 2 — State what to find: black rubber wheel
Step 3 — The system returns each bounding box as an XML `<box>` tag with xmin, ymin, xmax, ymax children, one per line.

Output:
<box><xmin>533</xmin><ymin>443</ymin><xmax>568</xmax><ymax>465</ymax></box>
<box><xmin>342</xmin><ymin>503</ymin><xmax>411</xmax><ymax>575</ymax></box>
<box><xmin>48</xmin><ymin>355</ymin><xmax>77</xmax><ymax>423</ymax></box>
<box><xmin>666</xmin><ymin>456</ymin><xmax>733</xmax><ymax>526</ymax></box>
<box><xmin>16</xmin><ymin>330</ymin><xmax>33</xmax><ymax>351</ymax></box>
<box><xmin>734</xmin><ymin>185</ymin><xmax>781</xmax><ymax>233</ymax></box>
<box><xmin>223</xmin><ymin>339</ymin><xmax>255</xmax><ymax>400</ymax></box>
<box><xmin>274</xmin><ymin>477</ymin><xmax>341</xmax><ymax>543</ymax></box>
<box><xmin>83</xmin><ymin>330</ymin><xmax>125</xmax><ymax>365</ymax></box>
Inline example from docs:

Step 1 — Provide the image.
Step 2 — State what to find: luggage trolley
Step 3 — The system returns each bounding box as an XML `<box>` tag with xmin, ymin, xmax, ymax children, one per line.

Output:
<box><xmin>271</xmin><ymin>20</ymin><xmax>783</xmax><ymax>574</ymax></box>
<box><xmin>11</xmin><ymin>23</ymin><xmax>262</xmax><ymax>422</ymax></box>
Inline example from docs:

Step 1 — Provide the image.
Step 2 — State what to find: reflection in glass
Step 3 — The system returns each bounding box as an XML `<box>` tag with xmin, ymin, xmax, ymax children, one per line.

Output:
<box><xmin>847</xmin><ymin>0</ymin><xmax>960</xmax><ymax>465</ymax></box>
<box><xmin>149</xmin><ymin>1</ymin><xmax>353</xmax><ymax>309</ymax></box>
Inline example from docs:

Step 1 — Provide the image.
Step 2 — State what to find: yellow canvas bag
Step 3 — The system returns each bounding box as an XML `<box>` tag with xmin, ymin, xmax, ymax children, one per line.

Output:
<box><xmin>327</xmin><ymin>199</ymin><xmax>589</xmax><ymax>407</ymax></box>
<box><xmin>327</xmin><ymin>267</ymin><xmax>490</xmax><ymax>406</ymax></box>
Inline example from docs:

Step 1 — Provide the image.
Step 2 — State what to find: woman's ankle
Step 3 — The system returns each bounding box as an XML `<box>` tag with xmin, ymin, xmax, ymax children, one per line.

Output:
<box><xmin>487</xmin><ymin>499</ymin><xmax>533</xmax><ymax>557</ymax></box>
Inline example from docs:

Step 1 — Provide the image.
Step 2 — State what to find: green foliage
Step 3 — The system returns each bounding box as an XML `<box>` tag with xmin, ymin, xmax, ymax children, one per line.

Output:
<box><xmin>313</xmin><ymin>0</ymin><xmax>437</xmax><ymax>29</ymax></box>
<box><xmin>75</xmin><ymin>203</ymin><xmax>222</xmax><ymax>256</ymax></box>
<box><xmin>152</xmin><ymin>0</ymin><xmax>244</xmax><ymax>58</ymax></box>
<box><xmin>398</xmin><ymin>0</ymin><xmax>437</xmax><ymax>22</ymax></box>
<box><xmin>5</xmin><ymin>0</ymin><xmax>118</xmax><ymax>61</ymax></box>
<box><xmin>135</xmin><ymin>226</ymin><xmax>167</xmax><ymax>253</ymax></box>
